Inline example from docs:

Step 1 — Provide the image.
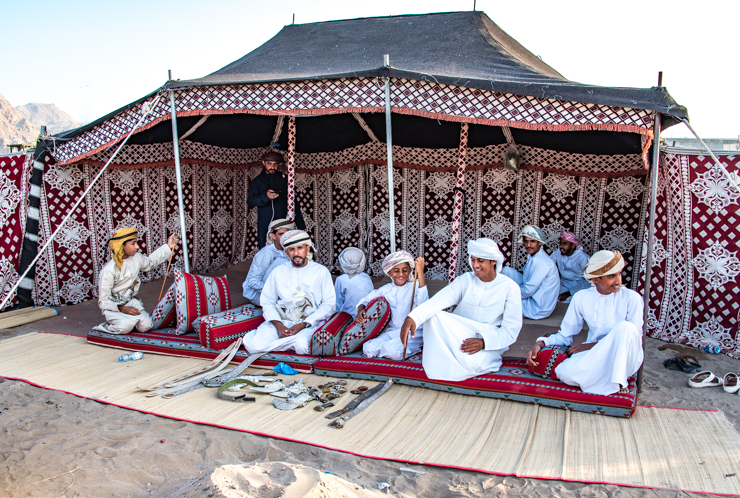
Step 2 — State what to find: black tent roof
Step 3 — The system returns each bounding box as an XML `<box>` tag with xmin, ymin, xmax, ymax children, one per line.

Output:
<box><xmin>169</xmin><ymin>11</ymin><xmax>686</xmax><ymax>122</ymax></box>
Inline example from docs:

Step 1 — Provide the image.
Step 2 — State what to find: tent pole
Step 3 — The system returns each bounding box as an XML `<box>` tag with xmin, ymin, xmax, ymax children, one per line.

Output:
<box><xmin>169</xmin><ymin>90</ymin><xmax>191</xmax><ymax>273</ymax></box>
<box><xmin>384</xmin><ymin>70</ymin><xmax>396</xmax><ymax>253</ymax></box>
<box><xmin>638</xmin><ymin>113</ymin><xmax>661</xmax><ymax>391</ymax></box>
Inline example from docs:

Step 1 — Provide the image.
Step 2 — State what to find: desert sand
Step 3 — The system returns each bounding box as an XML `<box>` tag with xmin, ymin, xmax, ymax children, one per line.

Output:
<box><xmin>1</xmin><ymin>261</ymin><xmax>739</xmax><ymax>497</ymax></box>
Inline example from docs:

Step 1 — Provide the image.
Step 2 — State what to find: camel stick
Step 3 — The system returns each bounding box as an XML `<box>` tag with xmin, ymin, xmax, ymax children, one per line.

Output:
<box><xmin>157</xmin><ymin>245</ymin><xmax>176</xmax><ymax>304</ymax></box>
<box><xmin>402</xmin><ymin>266</ymin><xmax>419</xmax><ymax>361</ymax></box>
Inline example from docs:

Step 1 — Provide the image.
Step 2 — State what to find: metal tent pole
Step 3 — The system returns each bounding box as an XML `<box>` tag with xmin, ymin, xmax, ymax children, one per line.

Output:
<box><xmin>169</xmin><ymin>89</ymin><xmax>191</xmax><ymax>272</ymax></box>
<box><xmin>384</xmin><ymin>54</ymin><xmax>396</xmax><ymax>253</ymax></box>
<box><xmin>638</xmin><ymin>112</ymin><xmax>661</xmax><ymax>390</ymax></box>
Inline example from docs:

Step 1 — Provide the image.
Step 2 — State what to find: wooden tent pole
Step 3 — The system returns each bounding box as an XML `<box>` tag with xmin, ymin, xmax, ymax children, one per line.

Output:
<box><xmin>169</xmin><ymin>89</ymin><xmax>191</xmax><ymax>272</ymax></box>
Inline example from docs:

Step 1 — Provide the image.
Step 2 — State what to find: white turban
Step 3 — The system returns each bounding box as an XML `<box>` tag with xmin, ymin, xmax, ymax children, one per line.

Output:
<box><xmin>520</xmin><ymin>225</ymin><xmax>546</xmax><ymax>244</ymax></box>
<box><xmin>338</xmin><ymin>247</ymin><xmax>366</xmax><ymax>278</ymax></box>
<box><xmin>467</xmin><ymin>238</ymin><xmax>504</xmax><ymax>273</ymax></box>
<box><xmin>583</xmin><ymin>250</ymin><xmax>624</xmax><ymax>281</ymax></box>
<box><xmin>266</xmin><ymin>218</ymin><xmax>296</xmax><ymax>245</ymax></box>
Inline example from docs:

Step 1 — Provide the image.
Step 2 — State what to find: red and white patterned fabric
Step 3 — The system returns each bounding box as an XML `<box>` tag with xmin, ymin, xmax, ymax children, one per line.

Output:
<box><xmin>447</xmin><ymin>123</ymin><xmax>469</xmax><ymax>281</ymax></box>
<box><xmin>286</xmin><ymin>116</ymin><xmax>296</xmax><ymax>220</ymax></box>
<box><xmin>0</xmin><ymin>154</ymin><xmax>30</xmax><ymax>309</ymax></box>
<box><xmin>150</xmin><ymin>282</ymin><xmax>177</xmax><ymax>329</ymax></box>
<box><xmin>197</xmin><ymin>304</ymin><xmax>264</xmax><ymax>349</ymax></box>
<box><xmin>173</xmin><ymin>270</ymin><xmax>231</xmax><ymax>334</ymax></box>
<box><xmin>336</xmin><ymin>296</ymin><xmax>390</xmax><ymax>355</ymax></box>
<box><xmin>309</xmin><ymin>311</ymin><xmax>354</xmax><ymax>356</ymax></box>
<box><xmin>640</xmin><ymin>150</ymin><xmax>740</xmax><ymax>359</ymax></box>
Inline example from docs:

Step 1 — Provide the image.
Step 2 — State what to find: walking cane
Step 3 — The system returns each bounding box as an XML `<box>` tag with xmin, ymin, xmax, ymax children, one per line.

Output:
<box><xmin>401</xmin><ymin>264</ymin><xmax>419</xmax><ymax>361</ymax></box>
<box><xmin>157</xmin><ymin>243</ymin><xmax>176</xmax><ymax>304</ymax></box>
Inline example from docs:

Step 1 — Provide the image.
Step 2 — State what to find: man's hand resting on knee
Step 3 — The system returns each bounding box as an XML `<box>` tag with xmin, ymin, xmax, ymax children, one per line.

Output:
<box><xmin>118</xmin><ymin>305</ymin><xmax>140</xmax><ymax>316</ymax></box>
<box><xmin>273</xmin><ymin>321</ymin><xmax>307</xmax><ymax>339</ymax></box>
<box><xmin>460</xmin><ymin>338</ymin><xmax>484</xmax><ymax>354</ymax></box>
<box><xmin>399</xmin><ymin>317</ymin><xmax>416</xmax><ymax>347</ymax></box>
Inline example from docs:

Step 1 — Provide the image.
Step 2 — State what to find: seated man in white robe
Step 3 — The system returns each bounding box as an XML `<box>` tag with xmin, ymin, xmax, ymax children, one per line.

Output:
<box><xmin>400</xmin><ymin>239</ymin><xmax>522</xmax><ymax>382</ymax></box>
<box><xmin>242</xmin><ymin>230</ymin><xmax>335</xmax><ymax>355</ymax></box>
<box><xmin>526</xmin><ymin>250</ymin><xmax>644</xmax><ymax>395</ymax></box>
<box><xmin>501</xmin><ymin>225</ymin><xmax>560</xmax><ymax>319</ymax></box>
<box><xmin>334</xmin><ymin>247</ymin><xmax>374</xmax><ymax>315</ymax></box>
<box><xmin>95</xmin><ymin>228</ymin><xmax>179</xmax><ymax>335</ymax></box>
<box><xmin>550</xmin><ymin>231</ymin><xmax>590</xmax><ymax>303</ymax></box>
<box><xmin>242</xmin><ymin>218</ymin><xmax>294</xmax><ymax>305</ymax></box>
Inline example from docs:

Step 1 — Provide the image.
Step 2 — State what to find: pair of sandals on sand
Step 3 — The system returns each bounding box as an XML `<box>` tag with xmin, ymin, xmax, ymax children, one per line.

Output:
<box><xmin>688</xmin><ymin>370</ymin><xmax>740</xmax><ymax>394</ymax></box>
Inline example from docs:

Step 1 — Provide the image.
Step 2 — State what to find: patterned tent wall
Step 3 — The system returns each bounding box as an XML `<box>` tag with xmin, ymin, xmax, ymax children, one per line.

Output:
<box><xmin>0</xmin><ymin>154</ymin><xmax>31</xmax><ymax>310</ymax></box>
<box><xmin>640</xmin><ymin>150</ymin><xmax>740</xmax><ymax>358</ymax></box>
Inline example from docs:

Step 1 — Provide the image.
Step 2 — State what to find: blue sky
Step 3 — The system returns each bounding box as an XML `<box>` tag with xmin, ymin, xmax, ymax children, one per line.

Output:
<box><xmin>1</xmin><ymin>0</ymin><xmax>737</xmax><ymax>139</ymax></box>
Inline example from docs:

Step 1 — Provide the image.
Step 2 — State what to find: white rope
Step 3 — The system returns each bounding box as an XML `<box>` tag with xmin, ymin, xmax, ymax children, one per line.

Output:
<box><xmin>179</xmin><ymin>115</ymin><xmax>209</xmax><ymax>141</ymax></box>
<box><xmin>351</xmin><ymin>112</ymin><xmax>379</xmax><ymax>142</ymax></box>
<box><xmin>271</xmin><ymin>115</ymin><xmax>285</xmax><ymax>147</ymax></box>
<box><xmin>0</xmin><ymin>93</ymin><xmax>166</xmax><ymax>311</ymax></box>
<box><xmin>501</xmin><ymin>126</ymin><xmax>515</xmax><ymax>145</ymax></box>
<box><xmin>681</xmin><ymin>118</ymin><xmax>740</xmax><ymax>193</ymax></box>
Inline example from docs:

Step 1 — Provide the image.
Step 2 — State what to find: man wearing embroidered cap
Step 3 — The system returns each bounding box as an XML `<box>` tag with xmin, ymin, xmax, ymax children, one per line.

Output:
<box><xmin>94</xmin><ymin>228</ymin><xmax>179</xmax><ymax>334</ymax></box>
<box><xmin>501</xmin><ymin>225</ymin><xmax>560</xmax><ymax>319</ymax></box>
<box><xmin>247</xmin><ymin>151</ymin><xmax>305</xmax><ymax>249</ymax></box>
<box><xmin>242</xmin><ymin>230</ymin><xmax>335</xmax><ymax>354</ymax></box>
<box><xmin>550</xmin><ymin>231</ymin><xmax>590</xmax><ymax>303</ymax></box>
<box><xmin>400</xmin><ymin>238</ymin><xmax>522</xmax><ymax>381</ymax></box>
<box><xmin>526</xmin><ymin>250</ymin><xmax>644</xmax><ymax>395</ymax></box>
<box><xmin>242</xmin><ymin>218</ymin><xmax>295</xmax><ymax>305</ymax></box>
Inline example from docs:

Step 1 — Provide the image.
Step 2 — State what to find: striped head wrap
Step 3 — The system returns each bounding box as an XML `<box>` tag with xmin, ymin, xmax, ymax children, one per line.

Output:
<box><xmin>560</xmin><ymin>231</ymin><xmax>581</xmax><ymax>248</ymax></box>
<box><xmin>520</xmin><ymin>225</ymin><xmax>546</xmax><ymax>245</ymax></box>
<box><xmin>108</xmin><ymin>227</ymin><xmax>138</xmax><ymax>269</ymax></box>
<box><xmin>583</xmin><ymin>250</ymin><xmax>624</xmax><ymax>281</ymax></box>
<box><xmin>382</xmin><ymin>250</ymin><xmax>415</xmax><ymax>277</ymax></box>
<box><xmin>280</xmin><ymin>230</ymin><xmax>316</xmax><ymax>260</ymax></box>
<box><xmin>266</xmin><ymin>218</ymin><xmax>296</xmax><ymax>245</ymax></box>
<box><xmin>338</xmin><ymin>247</ymin><xmax>366</xmax><ymax>278</ymax></box>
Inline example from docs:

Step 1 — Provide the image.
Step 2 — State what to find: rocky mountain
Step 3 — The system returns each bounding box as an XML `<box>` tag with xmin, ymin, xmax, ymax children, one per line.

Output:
<box><xmin>0</xmin><ymin>93</ymin><xmax>80</xmax><ymax>155</ymax></box>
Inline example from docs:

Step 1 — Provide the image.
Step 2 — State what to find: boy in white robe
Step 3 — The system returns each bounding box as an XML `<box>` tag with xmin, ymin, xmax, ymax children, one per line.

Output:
<box><xmin>334</xmin><ymin>247</ymin><xmax>374</xmax><ymax>315</ymax></box>
<box><xmin>526</xmin><ymin>250</ymin><xmax>644</xmax><ymax>395</ymax></box>
<box><xmin>400</xmin><ymin>239</ymin><xmax>522</xmax><ymax>381</ymax></box>
<box><xmin>359</xmin><ymin>251</ymin><xmax>427</xmax><ymax>360</ymax></box>
<box><xmin>550</xmin><ymin>231</ymin><xmax>590</xmax><ymax>302</ymax></box>
<box><xmin>501</xmin><ymin>225</ymin><xmax>560</xmax><ymax>319</ymax></box>
<box><xmin>242</xmin><ymin>230</ymin><xmax>335</xmax><ymax>355</ymax></box>
<box><xmin>242</xmin><ymin>218</ymin><xmax>294</xmax><ymax>305</ymax></box>
<box><xmin>94</xmin><ymin>228</ymin><xmax>179</xmax><ymax>335</ymax></box>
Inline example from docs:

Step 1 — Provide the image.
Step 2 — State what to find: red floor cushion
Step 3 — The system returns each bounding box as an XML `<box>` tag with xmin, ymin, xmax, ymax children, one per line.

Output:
<box><xmin>151</xmin><ymin>283</ymin><xmax>177</xmax><ymax>330</ymax></box>
<box><xmin>529</xmin><ymin>345</ymin><xmax>568</xmax><ymax>380</ymax></box>
<box><xmin>174</xmin><ymin>270</ymin><xmax>231</xmax><ymax>334</ymax></box>
<box><xmin>336</xmin><ymin>297</ymin><xmax>390</xmax><ymax>355</ymax></box>
<box><xmin>310</xmin><ymin>311</ymin><xmax>354</xmax><ymax>356</ymax></box>
<box><xmin>198</xmin><ymin>304</ymin><xmax>265</xmax><ymax>349</ymax></box>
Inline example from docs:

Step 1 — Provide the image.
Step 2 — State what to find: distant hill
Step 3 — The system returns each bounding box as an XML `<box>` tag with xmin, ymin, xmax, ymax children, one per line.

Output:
<box><xmin>0</xmin><ymin>93</ymin><xmax>80</xmax><ymax>155</ymax></box>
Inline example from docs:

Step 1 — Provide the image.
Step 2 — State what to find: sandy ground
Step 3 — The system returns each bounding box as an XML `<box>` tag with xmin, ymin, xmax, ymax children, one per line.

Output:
<box><xmin>1</xmin><ymin>261</ymin><xmax>739</xmax><ymax>497</ymax></box>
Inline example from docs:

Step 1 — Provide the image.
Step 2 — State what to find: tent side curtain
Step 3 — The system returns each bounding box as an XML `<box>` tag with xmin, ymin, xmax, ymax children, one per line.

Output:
<box><xmin>51</xmin><ymin>78</ymin><xmax>656</xmax><ymax>167</ymax></box>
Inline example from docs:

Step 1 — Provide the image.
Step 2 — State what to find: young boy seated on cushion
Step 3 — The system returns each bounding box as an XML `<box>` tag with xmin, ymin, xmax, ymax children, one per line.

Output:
<box><xmin>334</xmin><ymin>247</ymin><xmax>374</xmax><ymax>315</ymax></box>
<box><xmin>356</xmin><ymin>251</ymin><xmax>427</xmax><ymax>360</ymax></box>
<box><xmin>94</xmin><ymin>228</ymin><xmax>179</xmax><ymax>335</ymax></box>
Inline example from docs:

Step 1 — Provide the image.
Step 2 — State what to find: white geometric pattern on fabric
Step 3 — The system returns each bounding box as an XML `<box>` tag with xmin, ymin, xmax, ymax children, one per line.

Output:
<box><xmin>332</xmin><ymin>169</ymin><xmax>360</xmax><ymax>195</ymax></box>
<box><xmin>57</xmin><ymin>271</ymin><xmax>94</xmax><ymax>304</ymax></box>
<box><xmin>605</xmin><ymin>176</ymin><xmax>645</xmax><ymax>207</ymax></box>
<box><xmin>541</xmin><ymin>221</ymin><xmax>568</xmax><ymax>248</ymax></box>
<box><xmin>114</xmin><ymin>214</ymin><xmax>149</xmax><ymax>240</ymax></box>
<box><xmin>0</xmin><ymin>257</ymin><xmax>19</xmax><ymax>310</ymax></box>
<box><xmin>600</xmin><ymin>226</ymin><xmax>637</xmax><ymax>253</ymax></box>
<box><xmin>163</xmin><ymin>163</ymin><xmax>193</xmax><ymax>184</ymax></box>
<box><xmin>641</xmin><ymin>237</ymin><xmax>668</xmax><ymax>268</ymax></box>
<box><xmin>210</xmin><ymin>168</ymin><xmax>234</xmax><ymax>190</ymax></box>
<box><xmin>685</xmin><ymin>315</ymin><xmax>736</xmax><ymax>351</ymax></box>
<box><xmin>295</xmin><ymin>173</ymin><xmax>311</xmax><ymax>191</ymax></box>
<box><xmin>692</xmin><ymin>241</ymin><xmax>740</xmax><ymax>291</ymax></box>
<box><xmin>109</xmin><ymin>169</ymin><xmax>143</xmax><ymax>196</ymax></box>
<box><xmin>56</xmin><ymin>219</ymin><xmax>92</xmax><ymax>251</ymax></box>
<box><xmin>423</xmin><ymin>216</ymin><xmax>453</xmax><ymax>247</ymax></box>
<box><xmin>371</xmin><ymin>211</ymin><xmax>403</xmax><ymax>240</ymax></box>
<box><xmin>372</xmin><ymin>165</ymin><xmax>403</xmax><ymax>190</ymax></box>
<box><xmin>333</xmin><ymin>209</ymin><xmax>359</xmax><ymax>239</ymax></box>
<box><xmin>208</xmin><ymin>253</ymin><xmax>229</xmax><ymax>273</ymax></box>
<box><xmin>425</xmin><ymin>262</ymin><xmax>448</xmax><ymax>281</ymax></box>
<box><xmin>165</xmin><ymin>212</ymin><xmax>195</xmax><ymax>234</ymax></box>
<box><xmin>0</xmin><ymin>171</ymin><xmax>22</xmax><ymax>226</ymax></box>
<box><xmin>44</xmin><ymin>164</ymin><xmax>84</xmax><ymax>196</ymax></box>
<box><xmin>480</xmin><ymin>212</ymin><xmax>514</xmax><ymax>244</ymax></box>
<box><xmin>480</xmin><ymin>168</ymin><xmax>518</xmax><ymax>195</ymax></box>
<box><xmin>689</xmin><ymin>162</ymin><xmax>740</xmax><ymax>213</ymax></box>
<box><xmin>541</xmin><ymin>173</ymin><xmax>580</xmax><ymax>203</ymax></box>
<box><xmin>210</xmin><ymin>208</ymin><xmax>234</xmax><ymax>235</ymax></box>
<box><xmin>426</xmin><ymin>172</ymin><xmax>456</xmax><ymax>197</ymax></box>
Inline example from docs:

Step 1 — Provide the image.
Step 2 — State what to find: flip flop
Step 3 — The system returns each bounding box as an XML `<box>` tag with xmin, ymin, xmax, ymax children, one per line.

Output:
<box><xmin>678</xmin><ymin>355</ymin><xmax>702</xmax><ymax>373</ymax></box>
<box><xmin>722</xmin><ymin>372</ymin><xmax>740</xmax><ymax>394</ymax></box>
<box><xmin>663</xmin><ymin>356</ymin><xmax>702</xmax><ymax>373</ymax></box>
<box><xmin>688</xmin><ymin>371</ymin><xmax>724</xmax><ymax>388</ymax></box>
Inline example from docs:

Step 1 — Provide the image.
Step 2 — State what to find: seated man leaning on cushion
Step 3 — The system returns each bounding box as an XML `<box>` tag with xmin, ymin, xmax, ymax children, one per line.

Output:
<box><xmin>526</xmin><ymin>250</ymin><xmax>644</xmax><ymax>395</ymax></box>
<box><xmin>242</xmin><ymin>230</ymin><xmax>335</xmax><ymax>355</ymax></box>
<box><xmin>399</xmin><ymin>238</ymin><xmax>522</xmax><ymax>382</ymax></box>
<box><xmin>551</xmin><ymin>231</ymin><xmax>590</xmax><ymax>303</ymax></box>
<box><xmin>501</xmin><ymin>225</ymin><xmax>560</xmax><ymax>320</ymax></box>
<box><xmin>242</xmin><ymin>218</ymin><xmax>295</xmax><ymax>305</ymax></box>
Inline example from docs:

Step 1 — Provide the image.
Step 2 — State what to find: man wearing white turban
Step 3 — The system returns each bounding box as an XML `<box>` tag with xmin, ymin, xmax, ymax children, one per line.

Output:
<box><xmin>242</xmin><ymin>230</ymin><xmax>335</xmax><ymax>354</ymax></box>
<box><xmin>501</xmin><ymin>225</ymin><xmax>560</xmax><ymax>319</ymax></box>
<box><xmin>399</xmin><ymin>238</ymin><xmax>522</xmax><ymax>381</ymax></box>
<box><xmin>526</xmin><ymin>250</ymin><xmax>644</xmax><ymax>395</ymax></box>
<box><xmin>241</xmin><ymin>218</ymin><xmax>295</xmax><ymax>305</ymax></box>
<box><xmin>334</xmin><ymin>247</ymin><xmax>374</xmax><ymax>315</ymax></box>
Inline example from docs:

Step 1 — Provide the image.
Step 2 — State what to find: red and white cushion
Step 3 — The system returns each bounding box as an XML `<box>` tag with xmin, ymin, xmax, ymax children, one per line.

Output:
<box><xmin>198</xmin><ymin>304</ymin><xmax>265</xmax><ymax>349</ymax></box>
<box><xmin>173</xmin><ymin>270</ymin><xmax>231</xmax><ymax>334</ymax></box>
<box><xmin>336</xmin><ymin>297</ymin><xmax>390</xmax><ymax>355</ymax></box>
<box><xmin>310</xmin><ymin>311</ymin><xmax>354</xmax><ymax>357</ymax></box>
<box><xmin>529</xmin><ymin>345</ymin><xmax>569</xmax><ymax>380</ymax></box>
<box><xmin>151</xmin><ymin>283</ymin><xmax>177</xmax><ymax>330</ymax></box>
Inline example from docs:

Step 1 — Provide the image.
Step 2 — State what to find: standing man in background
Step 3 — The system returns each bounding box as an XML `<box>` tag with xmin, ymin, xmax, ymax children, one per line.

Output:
<box><xmin>248</xmin><ymin>151</ymin><xmax>305</xmax><ymax>248</ymax></box>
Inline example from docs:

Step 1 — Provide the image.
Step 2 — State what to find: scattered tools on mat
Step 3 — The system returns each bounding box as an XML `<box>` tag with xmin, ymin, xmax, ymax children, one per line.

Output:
<box><xmin>217</xmin><ymin>379</ymin><xmax>258</xmax><ymax>402</ymax></box>
<box><xmin>327</xmin><ymin>379</ymin><xmax>394</xmax><ymax>428</ymax></box>
<box><xmin>663</xmin><ymin>355</ymin><xmax>702</xmax><ymax>373</ymax></box>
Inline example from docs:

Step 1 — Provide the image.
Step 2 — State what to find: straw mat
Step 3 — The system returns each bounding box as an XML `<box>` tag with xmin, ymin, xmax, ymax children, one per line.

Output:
<box><xmin>0</xmin><ymin>306</ymin><xmax>58</xmax><ymax>329</ymax></box>
<box><xmin>2</xmin><ymin>333</ymin><xmax>739</xmax><ymax>495</ymax></box>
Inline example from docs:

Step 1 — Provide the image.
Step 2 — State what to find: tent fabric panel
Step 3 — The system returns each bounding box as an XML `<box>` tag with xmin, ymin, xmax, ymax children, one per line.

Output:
<box><xmin>52</xmin><ymin>78</ymin><xmax>656</xmax><ymax>166</ymax></box>
<box><xmin>641</xmin><ymin>150</ymin><xmax>740</xmax><ymax>359</ymax></box>
<box><xmin>0</xmin><ymin>154</ymin><xmax>31</xmax><ymax>310</ymax></box>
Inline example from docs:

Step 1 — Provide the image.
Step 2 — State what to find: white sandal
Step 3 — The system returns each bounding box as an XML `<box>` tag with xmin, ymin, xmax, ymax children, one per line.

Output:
<box><xmin>688</xmin><ymin>371</ymin><xmax>724</xmax><ymax>388</ymax></box>
<box><xmin>722</xmin><ymin>372</ymin><xmax>740</xmax><ymax>394</ymax></box>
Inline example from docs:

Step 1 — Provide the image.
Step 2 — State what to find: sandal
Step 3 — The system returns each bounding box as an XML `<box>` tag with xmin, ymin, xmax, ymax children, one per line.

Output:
<box><xmin>678</xmin><ymin>355</ymin><xmax>702</xmax><ymax>373</ymax></box>
<box><xmin>722</xmin><ymin>372</ymin><xmax>740</xmax><ymax>394</ymax></box>
<box><xmin>663</xmin><ymin>355</ymin><xmax>702</xmax><ymax>373</ymax></box>
<box><xmin>688</xmin><ymin>371</ymin><xmax>724</xmax><ymax>388</ymax></box>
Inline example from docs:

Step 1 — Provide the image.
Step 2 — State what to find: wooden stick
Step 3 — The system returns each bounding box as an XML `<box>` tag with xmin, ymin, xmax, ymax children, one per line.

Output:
<box><xmin>402</xmin><ymin>267</ymin><xmax>419</xmax><ymax>361</ymax></box>
<box><xmin>157</xmin><ymin>247</ymin><xmax>176</xmax><ymax>304</ymax></box>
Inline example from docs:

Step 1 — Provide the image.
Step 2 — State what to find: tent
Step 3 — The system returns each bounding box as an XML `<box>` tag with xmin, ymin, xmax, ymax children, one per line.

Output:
<box><xmin>18</xmin><ymin>11</ymin><xmax>685</xmax><ymax>318</ymax></box>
